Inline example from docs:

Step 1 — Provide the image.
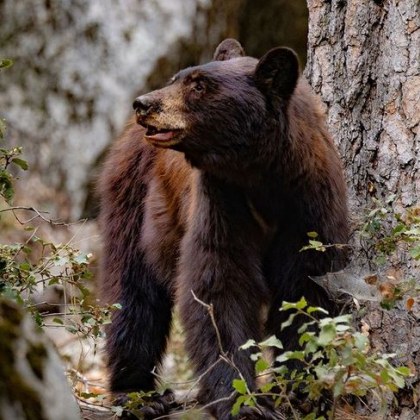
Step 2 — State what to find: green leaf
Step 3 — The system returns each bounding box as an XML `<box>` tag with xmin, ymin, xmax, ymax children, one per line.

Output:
<box><xmin>11</xmin><ymin>158</ymin><xmax>29</xmax><ymax>170</ymax></box>
<box><xmin>331</xmin><ymin>314</ymin><xmax>352</xmax><ymax>324</ymax></box>
<box><xmin>299</xmin><ymin>331</ymin><xmax>315</xmax><ymax>346</ymax></box>
<box><xmin>392</xmin><ymin>224</ymin><xmax>406</xmax><ymax>235</ymax></box>
<box><xmin>307</xmin><ymin>306</ymin><xmax>329</xmax><ymax>315</ymax></box>
<box><xmin>255</xmin><ymin>358</ymin><xmax>270</xmax><ymax>373</ymax></box>
<box><xmin>240</xmin><ymin>339</ymin><xmax>257</xmax><ymax>350</ymax></box>
<box><xmin>317</xmin><ymin>324</ymin><xmax>336</xmax><ymax>346</ymax></box>
<box><xmin>52</xmin><ymin>317</ymin><xmax>64</xmax><ymax>325</ymax></box>
<box><xmin>244</xmin><ymin>396</ymin><xmax>256</xmax><ymax>407</ymax></box>
<box><xmin>310</xmin><ymin>240</ymin><xmax>326</xmax><ymax>252</ymax></box>
<box><xmin>232</xmin><ymin>378</ymin><xmax>247</xmax><ymax>395</ymax></box>
<box><xmin>0</xmin><ymin>58</ymin><xmax>14</xmax><ymax>69</ymax></box>
<box><xmin>0</xmin><ymin>170</ymin><xmax>14</xmax><ymax>203</ymax></box>
<box><xmin>276</xmin><ymin>351</ymin><xmax>304</xmax><ymax>363</ymax></box>
<box><xmin>281</xmin><ymin>312</ymin><xmax>297</xmax><ymax>330</ymax></box>
<box><xmin>48</xmin><ymin>277</ymin><xmax>60</xmax><ymax>285</ymax></box>
<box><xmin>353</xmin><ymin>333</ymin><xmax>368</xmax><ymax>351</ymax></box>
<box><xmin>260</xmin><ymin>382</ymin><xmax>275</xmax><ymax>393</ymax></box>
<box><xmin>281</xmin><ymin>297</ymin><xmax>307</xmax><ymax>312</ymax></box>
<box><xmin>19</xmin><ymin>262</ymin><xmax>31</xmax><ymax>271</ymax></box>
<box><xmin>395</xmin><ymin>366</ymin><xmax>410</xmax><ymax>376</ymax></box>
<box><xmin>231</xmin><ymin>395</ymin><xmax>247</xmax><ymax>416</ymax></box>
<box><xmin>307</xmin><ymin>231</ymin><xmax>318</xmax><ymax>238</ymax></box>
<box><xmin>296</xmin><ymin>296</ymin><xmax>308</xmax><ymax>309</ymax></box>
<box><xmin>259</xmin><ymin>335</ymin><xmax>283</xmax><ymax>349</ymax></box>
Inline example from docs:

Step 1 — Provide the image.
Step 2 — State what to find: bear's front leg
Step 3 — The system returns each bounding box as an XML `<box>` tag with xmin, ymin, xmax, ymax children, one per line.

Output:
<box><xmin>177</xmin><ymin>174</ymin><xmax>275</xmax><ymax>419</ymax></box>
<box><xmin>178</xmin><ymin>252</ymin><xmax>265</xmax><ymax>419</ymax></box>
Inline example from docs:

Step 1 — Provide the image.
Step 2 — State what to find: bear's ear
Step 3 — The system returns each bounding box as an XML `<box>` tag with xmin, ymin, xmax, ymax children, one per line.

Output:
<box><xmin>254</xmin><ymin>47</ymin><xmax>299</xmax><ymax>100</ymax></box>
<box><xmin>213</xmin><ymin>39</ymin><xmax>245</xmax><ymax>61</ymax></box>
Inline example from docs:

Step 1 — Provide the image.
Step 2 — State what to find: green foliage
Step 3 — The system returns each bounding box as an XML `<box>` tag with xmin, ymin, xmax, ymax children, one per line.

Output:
<box><xmin>300</xmin><ymin>195</ymin><xmax>419</xmax><ymax>310</ymax></box>
<box><xmin>360</xmin><ymin>195</ymin><xmax>420</xmax><ymax>263</ymax></box>
<box><xmin>0</xmin><ymin>59</ymin><xmax>25</xmax><ymax>204</ymax></box>
<box><xmin>300</xmin><ymin>231</ymin><xmax>348</xmax><ymax>253</ymax></box>
<box><xmin>233</xmin><ymin>298</ymin><xmax>411</xmax><ymax>419</ymax></box>
<box><xmin>301</xmin><ymin>195</ymin><xmax>419</xmax><ymax>265</ymax></box>
<box><xmin>0</xmin><ymin>56</ymin><xmax>118</xmax><ymax>343</ymax></box>
<box><xmin>0</xmin><ymin>146</ymin><xmax>28</xmax><ymax>205</ymax></box>
<box><xmin>0</xmin><ymin>232</ymin><xmax>119</xmax><ymax>340</ymax></box>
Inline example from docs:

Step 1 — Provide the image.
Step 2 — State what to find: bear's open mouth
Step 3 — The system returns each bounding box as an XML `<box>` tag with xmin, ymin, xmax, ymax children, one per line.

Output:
<box><xmin>142</xmin><ymin>124</ymin><xmax>182</xmax><ymax>146</ymax></box>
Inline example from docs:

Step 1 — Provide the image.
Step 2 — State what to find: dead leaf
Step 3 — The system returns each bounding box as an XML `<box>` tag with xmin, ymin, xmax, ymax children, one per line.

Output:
<box><xmin>378</xmin><ymin>282</ymin><xmax>396</xmax><ymax>299</ymax></box>
<box><xmin>364</xmin><ymin>274</ymin><xmax>378</xmax><ymax>285</ymax></box>
<box><xmin>406</xmin><ymin>297</ymin><xmax>415</xmax><ymax>311</ymax></box>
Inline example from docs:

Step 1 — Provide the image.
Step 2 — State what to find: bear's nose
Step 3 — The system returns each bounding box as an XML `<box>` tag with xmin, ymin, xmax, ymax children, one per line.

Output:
<box><xmin>133</xmin><ymin>95</ymin><xmax>154</xmax><ymax>116</ymax></box>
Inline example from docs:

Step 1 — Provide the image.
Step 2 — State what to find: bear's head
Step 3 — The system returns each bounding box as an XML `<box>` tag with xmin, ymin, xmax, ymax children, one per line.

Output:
<box><xmin>133</xmin><ymin>39</ymin><xmax>299</xmax><ymax>177</ymax></box>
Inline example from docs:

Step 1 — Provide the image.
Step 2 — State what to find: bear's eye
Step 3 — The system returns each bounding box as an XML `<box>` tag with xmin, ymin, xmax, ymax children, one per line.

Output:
<box><xmin>192</xmin><ymin>80</ymin><xmax>205</xmax><ymax>93</ymax></box>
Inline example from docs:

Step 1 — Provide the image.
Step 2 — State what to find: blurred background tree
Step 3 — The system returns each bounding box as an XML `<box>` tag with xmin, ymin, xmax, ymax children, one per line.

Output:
<box><xmin>0</xmin><ymin>0</ymin><xmax>308</xmax><ymax>221</ymax></box>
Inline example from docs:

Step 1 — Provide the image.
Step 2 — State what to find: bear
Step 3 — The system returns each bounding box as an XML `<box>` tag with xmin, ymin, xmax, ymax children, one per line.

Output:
<box><xmin>98</xmin><ymin>39</ymin><xmax>349</xmax><ymax>419</ymax></box>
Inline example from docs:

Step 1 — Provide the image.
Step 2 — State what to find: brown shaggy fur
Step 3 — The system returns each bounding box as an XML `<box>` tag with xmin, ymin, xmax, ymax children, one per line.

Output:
<box><xmin>99</xmin><ymin>39</ymin><xmax>348</xmax><ymax>419</ymax></box>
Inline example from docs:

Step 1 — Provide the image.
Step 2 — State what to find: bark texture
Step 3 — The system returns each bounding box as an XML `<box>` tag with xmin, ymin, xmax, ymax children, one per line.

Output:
<box><xmin>306</xmin><ymin>0</ymin><xmax>419</xmax><ymax>417</ymax></box>
<box><xmin>0</xmin><ymin>0</ymin><xmax>242</xmax><ymax>219</ymax></box>
<box><xmin>306</xmin><ymin>0</ymin><xmax>419</xmax><ymax>207</ymax></box>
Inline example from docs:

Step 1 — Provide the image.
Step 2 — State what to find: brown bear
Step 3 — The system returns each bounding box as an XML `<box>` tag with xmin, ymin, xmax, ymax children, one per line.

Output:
<box><xmin>99</xmin><ymin>39</ymin><xmax>349</xmax><ymax>419</ymax></box>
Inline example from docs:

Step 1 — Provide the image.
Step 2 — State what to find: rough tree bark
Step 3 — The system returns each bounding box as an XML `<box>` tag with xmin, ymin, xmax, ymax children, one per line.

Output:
<box><xmin>306</xmin><ymin>0</ymin><xmax>419</xmax><ymax>417</ymax></box>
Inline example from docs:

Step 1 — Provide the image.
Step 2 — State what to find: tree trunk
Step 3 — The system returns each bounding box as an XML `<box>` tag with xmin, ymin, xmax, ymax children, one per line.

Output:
<box><xmin>0</xmin><ymin>0</ymin><xmax>242</xmax><ymax>220</ymax></box>
<box><xmin>306</xmin><ymin>0</ymin><xmax>419</xmax><ymax>417</ymax></box>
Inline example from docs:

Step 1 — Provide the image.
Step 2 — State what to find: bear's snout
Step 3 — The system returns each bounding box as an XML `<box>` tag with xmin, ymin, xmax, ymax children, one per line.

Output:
<box><xmin>133</xmin><ymin>95</ymin><xmax>155</xmax><ymax>116</ymax></box>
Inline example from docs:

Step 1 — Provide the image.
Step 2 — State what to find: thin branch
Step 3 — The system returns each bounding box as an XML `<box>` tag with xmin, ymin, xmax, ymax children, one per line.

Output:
<box><xmin>190</xmin><ymin>290</ymin><xmax>253</xmax><ymax>394</ymax></box>
<box><xmin>0</xmin><ymin>205</ymin><xmax>85</xmax><ymax>226</ymax></box>
<box><xmin>191</xmin><ymin>290</ymin><xmax>227</xmax><ymax>357</ymax></box>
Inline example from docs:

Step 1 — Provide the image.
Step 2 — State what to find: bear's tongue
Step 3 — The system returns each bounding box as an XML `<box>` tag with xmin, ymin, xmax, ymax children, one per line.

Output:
<box><xmin>146</xmin><ymin>126</ymin><xmax>174</xmax><ymax>142</ymax></box>
<box><xmin>147</xmin><ymin>131</ymin><xmax>174</xmax><ymax>141</ymax></box>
